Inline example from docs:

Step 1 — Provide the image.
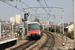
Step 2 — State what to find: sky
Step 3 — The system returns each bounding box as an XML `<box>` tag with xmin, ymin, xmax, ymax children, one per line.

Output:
<box><xmin>0</xmin><ymin>0</ymin><xmax>73</xmax><ymax>24</ymax></box>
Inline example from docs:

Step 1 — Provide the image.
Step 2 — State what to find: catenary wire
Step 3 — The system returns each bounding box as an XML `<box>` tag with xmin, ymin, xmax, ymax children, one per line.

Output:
<box><xmin>19</xmin><ymin>1</ymin><xmax>24</xmax><ymax>10</ymax></box>
<box><xmin>44</xmin><ymin>0</ymin><xmax>52</xmax><ymax>17</ymax></box>
<box><xmin>1</xmin><ymin>1</ymin><xmax>23</xmax><ymax>11</ymax></box>
<box><xmin>44</xmin><ymin>0</ymin><xmax>52</xmax><ymax>13</ymax></box>
<box><xmin>37</xmin><ymin>0</ymin><xmax>51</xmax><ymax>20</ymax></box>
<box><xmin>20</xmin><ymin>1</ymin><xmax>37</xmax><ymax>12</ymax></box>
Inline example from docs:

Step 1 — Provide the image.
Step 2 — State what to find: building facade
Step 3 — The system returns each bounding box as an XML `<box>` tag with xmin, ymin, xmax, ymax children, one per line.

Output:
<box><xmin>65</xmin><ymin>24</ymin><xmax>73</xmax><ymax>33</ymax></box>
<box><xmin>15</xmin><ymin>15</ymin><xmax>21</xmax><ymax>24</ymax></box>
<box><xmin>10</xmin><ymin>17</ymin><xmax>15</xmax><ymax>24</ymax></box>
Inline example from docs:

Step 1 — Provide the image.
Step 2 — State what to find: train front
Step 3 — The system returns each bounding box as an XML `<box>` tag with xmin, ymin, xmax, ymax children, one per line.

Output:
<box><xmin>27</xmin><ymin>23</ymin><xmax>41</xmax><ymax>38</ymax></box>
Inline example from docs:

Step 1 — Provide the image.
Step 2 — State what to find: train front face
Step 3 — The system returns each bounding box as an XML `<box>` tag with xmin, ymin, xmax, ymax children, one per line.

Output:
<box><xmin>27</xmin><ymin>23</ymin><xmax>41</xmax><ymax>37</ymax></box>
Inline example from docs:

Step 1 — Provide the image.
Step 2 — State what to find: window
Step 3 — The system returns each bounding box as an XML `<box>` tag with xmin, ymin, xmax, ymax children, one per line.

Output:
<box><xmin>28</xmin><ymin>24</ymin><xmax>39</xmax><ymax>30</ymax></box>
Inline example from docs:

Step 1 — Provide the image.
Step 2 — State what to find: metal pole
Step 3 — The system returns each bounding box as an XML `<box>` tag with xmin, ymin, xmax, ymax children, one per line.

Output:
<box><xmin>60</xmin><ymin>23</ymin><xmax>61</xmax><ymax>33</ymax></box>
<box><xmin>22</xmin><ymin>21</ymin><xmax>25</xmax><ymax>39</ymax></box>
<box><xmin>22</xmin><ymin>12</ymin><xmax>25</xmax><ymax>39</ymax></box>
<box><xmin>54</xmin><ymin>16</ymin><xmax>56</xmax><ymax>34</ymax></box>
<box><xmin>73</xmin><ymin>0</ymin><xmax>75</xmax><ymax>41</ymax></box>
<box><xmin>62</xmin><ymin>9</ymin><xmax>64</xmax><ymax>36</ymax></box>
<box><xmin>53</xmin><ymin>21</ymin><xmax>55</xmax><ymax>31</ymax></box>
<box><xmin>9</xmin><ymin>26</ymin><xmax>11</xmax><ymax>38</ymax></box>
<box><xmin>3</xmin><ymin>27</ymin><xmax>5</xmax><ymax>38</ymax></box>
<box><xmin>62</xmin><ymin>9</ymin><xmax>65</xmax><ymax>46</ymax></box>
<box><xmin>43</xmin><ymin>24</ymin><xmax>44</xmax><ymax>30</ymax></box>
<box><xmin>68</xmin><ymin>16</ymin><xmax>70</xmax><ymax>33</ymax></box>
<box><xmin>60</xmin><ymin>17</ymin><xmax>62</xmax><ymax>33</ymax></box>
<box><xmin>0</xmin><ymin>22</ymin><xmax>1</xmax><ymax>38</ymax></box>
<box><xmin>12</xmin><ymin>23</ymin><xmax>13</xmax><ymax>38</ymax></box>
<box><xmin>30</xmin><ymin>16</ymin><xmax>31</xmax><ymax>22</ymax></box>
<box><xmin>24</xmin><ymin>21</ymin><xmax>25</xmax><ymax>38</ymax></box>
<box><xmin>48</xmin><ymin>25</ymin><xmax>49</xmax><ymax>31</ymax></box>
<box><xmin>22</xmin><ymin>22</ymin><xmax>23</xmax><ymax>39</ymax></box>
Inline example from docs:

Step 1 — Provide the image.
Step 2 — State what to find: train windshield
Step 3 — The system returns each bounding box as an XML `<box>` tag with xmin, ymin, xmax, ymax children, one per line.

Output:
<box><xmin>28</xmin><ymin>24</ymin><xmax>39</xmax><ymax>30</ymax></box>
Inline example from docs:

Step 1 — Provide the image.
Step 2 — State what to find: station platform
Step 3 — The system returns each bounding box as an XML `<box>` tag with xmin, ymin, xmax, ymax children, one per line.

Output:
<box><xmin>0</xmin><ymin>38</ymin><xmax>18</xmax><ymax>50</ymax></box>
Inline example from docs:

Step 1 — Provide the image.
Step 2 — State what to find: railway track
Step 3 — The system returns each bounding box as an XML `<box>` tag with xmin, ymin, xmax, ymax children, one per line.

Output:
<box><xmin>11</xmin><ymin>40</ymin><xmax>37</xmax><ymax>50</ymax></box>
<box><xmin>10</xmin><ymin>31</ymin><xmax>55</xmax><ymax>50</ymax></box>
<box><xmin>40</xmin><ymin>31</ymin><xmax>55</xmax><ymax>50</ymax></box>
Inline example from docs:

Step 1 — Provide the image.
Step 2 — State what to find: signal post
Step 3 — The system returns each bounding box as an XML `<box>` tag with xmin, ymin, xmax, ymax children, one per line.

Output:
<box><xmin>22</xmin><ymin>12</ymin><xmax>29</xmax><ymax>39</ymax></box>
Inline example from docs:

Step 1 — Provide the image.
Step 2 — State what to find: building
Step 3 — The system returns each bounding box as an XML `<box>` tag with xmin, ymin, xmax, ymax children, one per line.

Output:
<box><xmin>40</xmin><ymin>22</ymin><xmax>49</xmax><ymax>28</ymax></box>
<box><xmin>63</xmin><ymin>22</ymin><xmax>73</xmax><ymax>33</ymax></box>
<box><xmin>10</xmin><ymin>17</ymin><xmax>15</xmax><ymax>24</ymax></box>
<box><xmin>15</xmin><ymin>15</ymin><xmax>21</xmax><ymax>24</ymax></box>
<box><xmin>41</xmin><ymin>22</ymin><xmax>49</xmax><ymax>25</ymax></box>
<box><xmin>65</xmin><ymin>24</ymin><xmax>73</xmax><ymax>33</ymax></box>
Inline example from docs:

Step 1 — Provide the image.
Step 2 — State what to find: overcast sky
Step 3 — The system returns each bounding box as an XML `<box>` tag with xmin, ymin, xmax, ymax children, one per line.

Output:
<box><xmin>0</xmin><ymin>0</ymin><xmax>73</xmax><ymax>24</ymax></box>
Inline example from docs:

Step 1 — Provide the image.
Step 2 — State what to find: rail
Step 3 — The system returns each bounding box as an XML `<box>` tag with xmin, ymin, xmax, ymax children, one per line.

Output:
<box><xmin>39</xmin><ymin>31</ymin><xmax>55</xmax><ymax>50</ymax></box>
<box><xmin>11</xmin><ymin>40</ymin><xmax>37</xmax><ymax>50</ymax></box>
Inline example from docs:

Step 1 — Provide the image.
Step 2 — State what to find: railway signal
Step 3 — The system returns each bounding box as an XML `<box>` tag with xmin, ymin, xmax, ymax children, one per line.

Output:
<box><xmin>22</xmin><ymin>12</ymin><xmax>29</xmax><ymax>39</ymax></box>
<box><xmin>22</xmin><ymin>13</ymin><xmax>29</xmax><ymax>21</ymax></box>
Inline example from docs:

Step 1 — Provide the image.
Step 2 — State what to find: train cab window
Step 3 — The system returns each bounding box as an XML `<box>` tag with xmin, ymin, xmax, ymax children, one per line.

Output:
<box><xmin>28</xmin><ymin>24</ymin><xmax>39</xmax><ymax>30</ymax></box>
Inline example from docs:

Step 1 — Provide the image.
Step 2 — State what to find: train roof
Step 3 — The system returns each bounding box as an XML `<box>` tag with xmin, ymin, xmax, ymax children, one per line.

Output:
<box><xmin>27</xmin><ymin>22</ymin><xmax>40</xmax><ymax>24</ymax></box>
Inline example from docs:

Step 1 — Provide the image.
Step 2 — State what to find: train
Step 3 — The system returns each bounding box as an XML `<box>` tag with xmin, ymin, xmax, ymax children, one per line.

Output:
<box><xmin>27</xmin><ymin>22</ymin><xmax>42</xmax><ymax>39</ymax></box>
